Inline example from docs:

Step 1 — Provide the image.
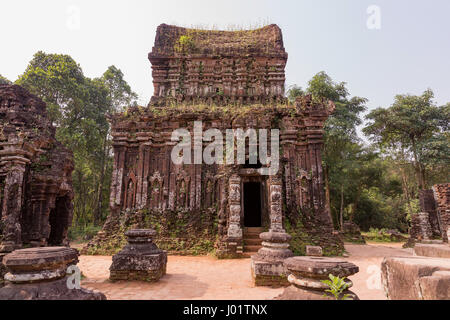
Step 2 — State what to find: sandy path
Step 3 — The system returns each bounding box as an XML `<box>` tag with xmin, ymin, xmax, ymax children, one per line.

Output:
<box><xmin>77</xmin><ymin>243</ymin><xmax>413</xmax><ymax>300</ymax></box>
<box><xmin>79</xmin><ymin>255</ymin><xmax>284</xmax><ymax>300</ymax></box>
<box><xmin>343</xmin><ymin>243</ymin><xmax>413</xmax><ymax>300</ymax></box>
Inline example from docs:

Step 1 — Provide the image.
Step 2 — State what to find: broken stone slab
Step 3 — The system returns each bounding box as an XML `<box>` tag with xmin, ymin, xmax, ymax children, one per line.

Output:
<box><xmin>109</xmin><ymin>229</ymin><xmax>167</xmax><ymax>282</ymax></box>
<box><xmin>381</xmin><ymin>256</ymin><xmax>450</xmax><ymax>300</ymax></box>
<box><xmin>276</xmin><ymin>256</ymin><xmax>359</xmax><ymax>300</ymax></box>
<box><xmin>0</xmin><ymin>247</ymin><xmax>106</xmax><ymax>300</ymax></box>
<box><xmin>251</xmin><ymin>231</ymin><xmax>293</xmax><ymax>287</ymax></box>
<box><xmin>414</xmin><ymin>244</ymin><xmax>450</xmax><ymax>259</ymax></box>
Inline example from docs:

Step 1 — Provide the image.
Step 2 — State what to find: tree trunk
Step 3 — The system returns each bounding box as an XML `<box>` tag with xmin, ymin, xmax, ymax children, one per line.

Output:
<box><xmin>411</xmin><ymin>138</ymin><xmax>425</xmax><ymax>190</ymax></box>
<box><xmin>94</xmin><ymin>132</ymin><xmax>108</xmax><ymax>225</ymax></box>
<box><xmin>340</xmin><ymin>185</ymin><xmax>344</xmax><ymax>232</ymax></box>
<box><xmin>324</xmin><ymin>165</ymin><xmax>334</xmax><ymax>228</ymax></box>
<box><xmin>352</xmin><ymin>187</ymin><xmax>361</xmax><ymax>222</ymax></box>
<box><xmin>400</xmin><ymin>165</ymin><xmax>414</xmax><ymax>215</ymax></box>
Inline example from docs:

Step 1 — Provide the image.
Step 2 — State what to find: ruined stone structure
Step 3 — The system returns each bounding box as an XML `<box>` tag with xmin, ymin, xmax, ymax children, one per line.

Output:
<box><xmin>0</xmin><ymin>85</ymin><xmax>74</xmax><ymax>254</ymax></box>
<box><xmin>341</xmin><ymin>221</ymin><xmax>366</xmax><ymax>244</ymax></box>
<box><xmin>276</xmin><ymin>256</ymin><xmax>359</xmax><ymax>300</ymax></box>
<box><xmin>433</xmin><ymin>184</ymin><xmax>450</xmax><ymax>243</ymax></box>
<box><xmin>406</xmin><ymin>183</ymin><xmax>450</xmax><ymax>247</ymax></box>
<box><xmin>110</xmin><ymin>229</ymin><xmax>167</xmax><ymax>282</ymax></box>
<box><xmin>0</xmin><ymin>247</ymin><xmax>106</xmax><ymax>300</ymax></box>
<box><xmin>86</xmin><ymin>24</ymin><xmax>343</xmax><ymax>258</ymax></box>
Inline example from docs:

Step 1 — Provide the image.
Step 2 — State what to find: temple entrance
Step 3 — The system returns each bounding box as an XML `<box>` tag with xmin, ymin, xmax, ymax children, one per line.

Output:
<box><xmin>48</xmin><ymin>195</ymin><xmax>70</xmax><ymax>245</ymax></box>
<box><xmin>243</xmin><ymin>182</ymin><xmax>263</xmax><ymax>227</ymax></box>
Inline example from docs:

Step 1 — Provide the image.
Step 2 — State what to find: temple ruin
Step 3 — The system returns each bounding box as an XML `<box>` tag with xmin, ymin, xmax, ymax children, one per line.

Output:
<box><xmin>84</xmin><ymin>24</ymin><xmax>343</xmax><ymax>258</ymax></box>
<box><xmin>406</xmin><ymin>183</ymin><xmax>450</xmax><ymax>247</ymax></box>
<box><xmin>0</xmin><ymin>85</ymin><xmax>74</xmax><ymax>253</ymax></box>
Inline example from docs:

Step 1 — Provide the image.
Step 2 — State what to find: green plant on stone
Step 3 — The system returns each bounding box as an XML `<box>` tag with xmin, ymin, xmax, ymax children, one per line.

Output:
<box><xmin>321</xmin><ymin>274</ymin><xmax>353</xmax><ymax>300</ymax></box>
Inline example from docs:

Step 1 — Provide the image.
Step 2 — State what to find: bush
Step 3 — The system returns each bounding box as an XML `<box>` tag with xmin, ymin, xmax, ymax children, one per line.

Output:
<box><xmin>68</xmin><ymin>224</ymin><xmax>102</xmax><ymax>242</ymax></box>
<box><xmin>361</xmin><ymin>228</ymin><xmax>407</xmax><ymax>243</ymax></box>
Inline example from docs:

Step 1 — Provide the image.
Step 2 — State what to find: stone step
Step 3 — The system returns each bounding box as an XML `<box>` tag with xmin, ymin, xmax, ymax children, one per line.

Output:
<box><xmin>243</xmin><ymin>233</ymin><xmax>261</xmax><ymax>240</ymax></box>
<box><xmin>241</xmin><ymin>252</ymin><xmax>256</xmax><ymax>258</ymax></box>
<box><xmin>244</xmin><ymin>245</ymin><xmax>262</xmax><ymax>252</ymax></box>
<box><xmin>244</xmin><ymin>238</ymin><xmax>263</xmax><ymax>246</ymax></box>
<box><xmin>244</xmin><ymin>227</ymin><xmax>264</xmax><ymax>233</ymax></box>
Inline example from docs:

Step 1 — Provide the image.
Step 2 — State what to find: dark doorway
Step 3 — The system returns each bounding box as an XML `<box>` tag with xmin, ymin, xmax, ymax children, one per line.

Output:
<box><xmin>48</xmin><ymin>195</ymin><xmax>70</xmax><ymax>246</ymax></box>
<box><xmin>244</xmin><ymin>182</ymin><xmax>262</xmax><ymax>227</ymax></box>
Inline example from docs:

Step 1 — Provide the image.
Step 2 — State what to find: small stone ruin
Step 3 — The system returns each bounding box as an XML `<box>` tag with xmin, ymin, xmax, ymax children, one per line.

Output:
<box><xmin>110</xmin><ymin>229</ymin><xmax>167</xmax><ymax>282</ymax></box>
<box><xmin>383</xmin><ymin>183</ymin><xmax>450</xmax><ymax>300</ymax></box>
<box><xmin>406</xmin><ymin>183</ymin><xmax>450</xmax><ymax>247</ymax></box>
<box><xmin>0</xmin><ymin>247</ymin><xmax>106</xmax><ymax>300</ymax></box>
<box><xmin>341</xmin><ymin>221</ymin><xmax>366</xmax><ymax>244</ymax></box>
<box><xmin>276</xmin><ymin>256</ymin><xmax>359</xmax><ymax>300</ymax></box>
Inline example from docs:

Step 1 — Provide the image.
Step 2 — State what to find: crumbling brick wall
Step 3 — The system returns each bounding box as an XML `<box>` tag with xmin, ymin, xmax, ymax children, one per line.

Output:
<box><xmin>0</xmin><ymin>85</ymin><xmax>74</xmax><ymax>253</ymax></box>
<box><xmin>432</xmin><ymin>183</ymin><xmax>450</xmax><ymax>242</ymax></box>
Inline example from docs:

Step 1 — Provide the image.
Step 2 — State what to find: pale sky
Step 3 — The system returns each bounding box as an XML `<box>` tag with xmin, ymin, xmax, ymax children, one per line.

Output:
<box><xmin>1</xmin><ymin>0</ymin><xmax>449</xmax><ymax>116</ymax></box>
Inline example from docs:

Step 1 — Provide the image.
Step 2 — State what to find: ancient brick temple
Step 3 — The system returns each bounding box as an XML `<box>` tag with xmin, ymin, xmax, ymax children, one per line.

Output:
<box><xmin>86</xmin><ymin>24</ymin><xmax>343</xmax><ymax>257</ymax></box>
<box><xmin>0</xmin><ymin>85</ymin><xmax>74</xmax><ymax>253</ymax></box>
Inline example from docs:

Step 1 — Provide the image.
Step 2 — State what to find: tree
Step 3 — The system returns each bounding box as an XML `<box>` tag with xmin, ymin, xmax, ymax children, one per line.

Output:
<box><xmin>286</xmin><ymin>85</ymin><xmax>304</xmax><ymax>103</ymax></box>
<box><xmin>363</xmin><ymin>90</ymin><xmax>449</xmax><ymax>190</ymax></box>
<box><xmin>90</xmin><ymin>67</ymin><xmax>137</xmax><ymax>224</ymax></box>
<box><xmin>100</xmin><ymin>66</ymin><xmax>137</xmax><ymax>112</ymax></box>
<box><xmin>305</xmin><ymin>72</ymin><xmax>367</xmax><ymax>229</ymax></box>
<box><xmin>0</xmin><ymin>75</ymin><xmax>11</xmax><ymax>85</ymax></box>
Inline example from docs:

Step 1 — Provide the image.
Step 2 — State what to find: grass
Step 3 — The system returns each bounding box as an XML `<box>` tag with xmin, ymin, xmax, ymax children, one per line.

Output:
<box><xmin>361</xmin><ymin>228</ymin><xmax>408</xmax><ymax>243</ymax></box>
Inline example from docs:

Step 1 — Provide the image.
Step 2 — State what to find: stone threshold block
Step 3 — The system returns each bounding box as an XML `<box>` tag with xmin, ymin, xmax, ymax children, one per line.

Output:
<box><xmin>110</xmin><ymin>229</ymin><xmax>167</xmax><ymax>282</ymax></box>
<box><xmin>0</xmin><ymin>247</ymin><xmax>106</xmax><ymax>300</ymax></box>
<box><xmin>251</xmin><ymin>231</ymin><xmax>293</xmax><ymax>287</ymax></box>
<box><xmin>276</xmin><ymin>256</ymin><xmax>359</xmax><ymax>300</ymax></box>
<box><xmin>414</xmin><ymin>244</ymin><xmax>450</xmax><ymax>259</ymax></box>
<box><xmin>381</xmin><ymin>256</ymin><xmax>450</xmax><ymax>300</ymax></box>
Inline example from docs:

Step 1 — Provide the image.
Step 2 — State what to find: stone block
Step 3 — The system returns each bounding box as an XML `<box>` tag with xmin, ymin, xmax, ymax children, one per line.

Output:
<box><xmin>381</xmin><ymin>256</ymin><xmax>450</xmax><ymax>300</ymax></box>
<box><xmin>414</xmin><ymin>244</ymin><xmax>450</xmax><ymax>258</ymax></box>
<box><xmin>306</xmin><ymin>246</ymin><xmax>323</xmax><ymax>257</ymax></box>
<box><xmin>109</xmin><ymin>229</ymin><xmax>167</xmax><ymax>282</ymax></box>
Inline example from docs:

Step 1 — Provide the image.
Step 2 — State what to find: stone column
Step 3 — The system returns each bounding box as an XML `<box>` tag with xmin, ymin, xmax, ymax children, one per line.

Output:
<box><xmin>268</xmin><ymin>175</ymin><xmax>284</xmax><ymax>232</ymax></box>
<box><xmin>1</xmin><ymin>161</ymin><xmax>27</xmax><ymax>253</ymax></box>
<box><xmin>227</xmin><ymin>174</ymin><xmax>243</xmax><ymax>255</ymax></box>
<box><xmin>251</xmin><ymin>175</ymin><xmax>293</xmax><ymax>287</ymax></box>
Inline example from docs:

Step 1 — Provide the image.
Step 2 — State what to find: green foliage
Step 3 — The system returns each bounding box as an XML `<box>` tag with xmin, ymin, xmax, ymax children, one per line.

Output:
<box><xmin>0</xmin><ymin>74</ymin><xmax>11</xmax><ymax>85</ymax></box>
<box><xmin>286</xmin><ymin>85</ymin><xmax>304</xmax><ymax>103</ymax></box>
<box><xmin>321</xmin><ymin>274</ymin><xmax>353</xmax><ymax>300</ymax></box>
<box><xmin>86</xmin><ymin>208</ymin><xmax>218</xmax><ymax>256</ymax></box>
<box><xmin>364</xmin><ymin>90</ymin><xmax>449</xmax><ymax>190</ymax></box>
<box><xmin>285</xmin><ymin>214</ymin><xmax>345</xmax><ymax>256</ymax></box>
<box><xmin>175</xmin><ymin>35</ymin><xmax>196</xmax><ymax>53</ymax></box>
<box><xmin>68</xmin><ymin>224</ymin><xmax>102</xmax><ymax>241</ymax></box>
<box><xmin>361</xmin><ymin>228</ymin><xmax>408</xmax><ymax>243</ymax></box>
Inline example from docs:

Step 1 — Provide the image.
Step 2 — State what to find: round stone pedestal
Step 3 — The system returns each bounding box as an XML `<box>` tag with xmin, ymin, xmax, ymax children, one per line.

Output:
<box><xmin>0</xmin><ymin>247</ymin><xmax>106</xmax><ymax>300</ymax></box>
<box><xmin>109</xmin><ymin>229</ymin><xmax>167</xmax><ymax>282</ymax></box>
<box><xmin>276</xmin><ymin>256</ymin><xmax>360</xmax><ymax>300</ymax></box>
<box><xmin>251</xmin><ymin>231</ymin><xmax>294</xmax><ymax>287</ymax></box>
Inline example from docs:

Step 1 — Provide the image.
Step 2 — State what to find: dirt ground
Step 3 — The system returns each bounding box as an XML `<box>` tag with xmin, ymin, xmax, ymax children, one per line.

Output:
<box><xmin>77</xmin><ymin>243</ymin><xmax>413</xmax><ymax>300</ymax></box>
